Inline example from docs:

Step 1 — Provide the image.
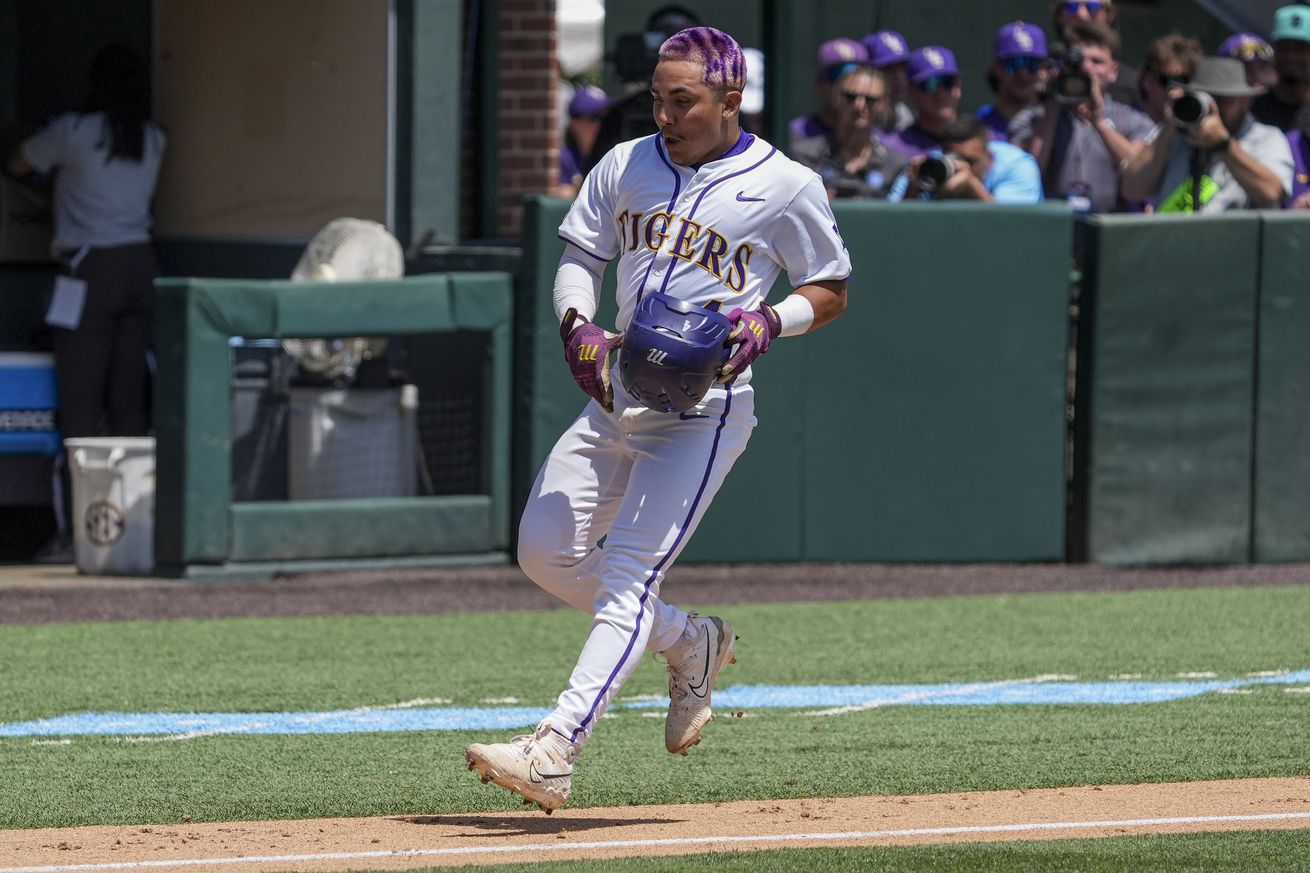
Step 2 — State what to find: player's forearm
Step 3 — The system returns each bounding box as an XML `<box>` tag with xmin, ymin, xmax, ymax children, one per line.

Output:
<box><xmin>553</xmin><ymin>248</ymin><xmax>604</xmax><ymax>324</ymax></box>
<box><xmin>789</xmin><ymin>280</ymin><xmax>847</xmax><ymax>333</ymax></box>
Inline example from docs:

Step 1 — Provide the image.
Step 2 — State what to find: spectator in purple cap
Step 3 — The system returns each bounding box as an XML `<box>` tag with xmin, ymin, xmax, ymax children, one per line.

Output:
<box><xmin>557</xmin><ymin>85</ymin><xmax>610</xmax><ymax>198</ymax></box>
<box><xmin>978</xmin><ymin>22</ymin><xmax>1050</xmax><ymax>142</ymax></box>
<box><xmin>1011</xmin><ymin>20</ymin><xmax>1152</xmax><ymax>212</ymax></box>
<box><xmin>861</xmin><ymin>30</ymin><xmax>915</xmax><ymax>132</ymax></box>
<box><xmin>1137</xmin><ymin>34</ymin><xmax>1201</xmax><ymax>126</ymax></box>
<box><xmin>1220</xmin><ymin>32</ymin><xmax>1278</xmax><ymax>89</ymax></box>
<box><xmin>788</xmin><ymin>38</ymin><xmax>870</xmax><ymax>147</ymax></box>
<box><xmin>790</xmin><ymin>65</ymin><xmax>908</xmax><ymax>199</ymax></box>
<box><xmin>883</xmin><ymin>46</ymin><xmax>962</xmax><ymax>159</ymax></box>
<box><xmin>1252</xmin><ymin>5</ymin><xmax>1310</xmax><ymax>132</ymax></box>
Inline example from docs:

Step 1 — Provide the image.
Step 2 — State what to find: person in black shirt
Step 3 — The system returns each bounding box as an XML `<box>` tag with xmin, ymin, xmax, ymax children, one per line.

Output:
<box><xmin>1252</xmin><ymin>5</ymin><xmax>1310</xmax><ymax>132</ymax></box>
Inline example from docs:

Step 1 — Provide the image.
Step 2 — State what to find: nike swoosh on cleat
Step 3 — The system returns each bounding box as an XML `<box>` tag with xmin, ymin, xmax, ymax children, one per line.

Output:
<box><xmin>736</xmin><ymin>192</ymin><xmax>766</xmax><ymax>202</ymax></box>
<box><xmin>529</xmin><ymin>762</ymin><xmax>570</xmax><ymax>784</ymax></box>
<box><xmin>687</xmin><ymin>630</ymin><xmax>714</xmax><ymax>698</ymax></box>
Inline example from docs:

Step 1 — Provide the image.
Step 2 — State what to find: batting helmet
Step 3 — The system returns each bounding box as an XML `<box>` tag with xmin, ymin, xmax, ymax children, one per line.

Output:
<box><xmin>619</xmin><ymin>292</ymin><xmax>732</xmax><ymax>413</ymax></box>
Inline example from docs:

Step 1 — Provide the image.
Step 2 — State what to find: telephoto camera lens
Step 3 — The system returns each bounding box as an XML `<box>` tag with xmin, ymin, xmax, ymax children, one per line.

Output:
<box><xmin>918</xmin><ymin>156</ymin><xmax>958</xmax><ymax>193</ymax></box>
<box><xmin>1171</xmin><ymin>89</ymin><xmax>1214</xmax><ymax>128</ymax></box>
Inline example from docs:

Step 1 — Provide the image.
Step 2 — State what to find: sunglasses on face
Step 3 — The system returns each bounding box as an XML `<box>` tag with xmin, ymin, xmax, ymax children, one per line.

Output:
<box><xmin>840</xmin><ymin>90</ymin><xmax>885</xmax><ymax>105</ymax></box>
<box><xmin>1061</xmin><ymin>1</ymin><xmax>1106</xmax><ymax>14</ymax></box>
<box><xmin>916</xmin><ymin>75</ymin><xmax>958</xmax><ymax>94</ymax></box>
<box><xmin>1002</xmin><ymin>57</ymin><xmax>1044</xmax><ymax>75</ymax></box>
<box><xmin>1155</xmin><ymin>73</ymin><xmax>1189</xmax><ymax>88</ymax></box>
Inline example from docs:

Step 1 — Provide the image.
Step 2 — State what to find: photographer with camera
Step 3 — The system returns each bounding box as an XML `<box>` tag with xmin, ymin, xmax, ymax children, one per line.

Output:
<box><xmin>791</xmin><ymin>65</ymin><xmax>907</xmax><ymax>199</ymax></box>
<box><xmin>1011</xmin><ymin>20</ymin><xmax>1153</xmax><ymax>212</ymax></box>
<box><xmin>1121</xmin><ymin>57</ymin><xmax>1292</xmax><ymax>212</ymax></box>
<box><xmin>887</xmin><ymin>116</ymin><xmax>1042</xmax><ymax>204</ymax></box>
<box><xmin>584</xmin><ymin>5</ymin><xmax>701</xmax><ymax>174</ymax></box>
<box><xmin>1138</xmin><ymin>34</ymin><xmax>1202</xmax><ymax>126</ymax></box>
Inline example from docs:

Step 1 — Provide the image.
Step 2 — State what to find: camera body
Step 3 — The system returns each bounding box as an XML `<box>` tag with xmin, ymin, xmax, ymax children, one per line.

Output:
<box><xmin>612</xmin><ymin>30</ymin><xmax>667</xmax><ymax>83</ymax></box>
<box><xmin>918</xmin><ymin>155</ymin><xmax>963</xmax><ymax>193</ymax></box>
<box><xmin>1171</xmin><ymin>89</ymin><xmax>1215</xmax><ymax>129</ymax></box>
<box><xmin>1048</xmin><ymin>42</ymin><xmax>1092</xmax><ymax>105</ymax></box>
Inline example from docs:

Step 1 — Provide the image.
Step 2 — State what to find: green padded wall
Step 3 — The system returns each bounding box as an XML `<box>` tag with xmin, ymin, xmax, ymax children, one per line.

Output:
<box><xmin>154</xmin><ymin>273</ymin><xmax>512</xmax><ymax>574</ymax></box>
<box><xmin>800</xmin><ymin>202</ymin><xmax>1071</xmax><ymax>562</ymax></box>
<box><xmin>1254</xmin><ymin>213</ymin><xmax>1310</xmax><ymax>562</ymax></box>
<box><xmin>1078</xmin><ymin>215</ymin><xmax>1260</xmax><ymax>565</ymax></box>
<box><xmin>521</xmin><ymin>198</ymin><xmax>1071</xmax><ymax>563</ymax></box>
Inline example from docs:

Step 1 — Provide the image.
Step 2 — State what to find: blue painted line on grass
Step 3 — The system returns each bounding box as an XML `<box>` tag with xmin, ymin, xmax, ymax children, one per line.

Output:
<box><xmin>3</xmin><ymin>670</ymin><xmax>1307</xmax><ymax>738</ymax></box>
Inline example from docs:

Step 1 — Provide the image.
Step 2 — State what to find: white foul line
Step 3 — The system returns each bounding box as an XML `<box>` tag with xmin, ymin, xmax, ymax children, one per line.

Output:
<box><xmin>4</xmin><ymin>811</ymin><xmax>1310</xmax><ymax>873</ymax></box>
<box><xmin>804</xmin><ymin>674</ymin><xmax>1076</xmax><ymax>717</ymax></box>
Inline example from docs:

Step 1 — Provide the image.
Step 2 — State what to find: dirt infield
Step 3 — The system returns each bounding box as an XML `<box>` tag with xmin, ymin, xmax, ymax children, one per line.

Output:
<box><xmin>4</xmin><ymin>563</ymin><xmax>1309</xmax><ymax>870</ymax></box>
<box><xmin>3</xmin><ymin>777</ymin><xmax>1308</xmax><ymax>872</ymax></box>
<box><xmin>4</xmin><ymin>560</ymin><xmax>1310</xmax><ymax>624</ymax></box>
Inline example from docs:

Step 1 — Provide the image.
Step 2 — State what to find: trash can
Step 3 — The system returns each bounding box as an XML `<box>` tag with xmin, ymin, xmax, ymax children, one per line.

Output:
<box><xmin>287</xmin><ymin>385</ymin><xmax>418</xmax><ymax>500</ymax></box>
<box><xmin>65</xmin><ymin>437</ymin><xmax>155</xmax><ymax>575</ymax></box>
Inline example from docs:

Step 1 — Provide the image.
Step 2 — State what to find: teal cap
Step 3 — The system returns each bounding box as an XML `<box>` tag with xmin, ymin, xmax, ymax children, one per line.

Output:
<box><xmin>1272</xmin><ymin>4</ymin><xmax>1310</xmax><ymax>43</ymax></box>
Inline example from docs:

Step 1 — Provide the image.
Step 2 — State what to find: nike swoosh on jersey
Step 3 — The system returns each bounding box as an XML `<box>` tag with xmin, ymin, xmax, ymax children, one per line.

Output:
<box><xmin>679</xmin><ymin>411</ymin><xmax>711</xmax><ymax>420</ymax></box>
<box><xmin>735</xmin><ymin>192</ymin><xmax>766</xmax><ymax>202</ymax></box>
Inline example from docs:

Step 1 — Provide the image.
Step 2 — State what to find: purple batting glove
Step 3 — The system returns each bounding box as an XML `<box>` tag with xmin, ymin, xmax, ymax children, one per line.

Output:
<box><xmin>719</xmin><ymin>302</ymin><xmax>782</xmax><ymax>383</ymax></box>
<box><xmin>561</xmin><ymin>308</ymin><xmax>623</xmax><ymax>412</ymax></box>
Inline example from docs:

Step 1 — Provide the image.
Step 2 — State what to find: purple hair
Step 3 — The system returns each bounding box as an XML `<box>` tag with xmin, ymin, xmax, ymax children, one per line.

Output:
<box><xmin>658</xmin><ymin>26</ymin><xmax>747</xmax><ymax>93</ymax></box>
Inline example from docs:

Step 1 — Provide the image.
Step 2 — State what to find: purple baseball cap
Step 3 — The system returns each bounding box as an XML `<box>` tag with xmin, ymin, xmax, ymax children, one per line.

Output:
<box><xmin>907</xmin><ymin>46</ymin><xmax>959</xmax><ymax>84</ymax></box>
<box><xmin>861</xmin><ymin>30</ymin><xmax>910</xmax><ymax>68</ymax></box>
<box><xmin>815</xmin><ymin>37</ymin><xmax>869</xmax><ymax>74</ymax></box>
<box><xmin>568</xmin><ymin>85</ymin><xmax>610</xmax><ymax>119</ymax></box>
<box><xmin>996</xmin><ymin>21</ymin><xmax>1048</xmax><ymax>59</ymax></box>
<box><xmin>1219</xmin><ymin>32</ymin><xmax>1274</xmax><ymax>62</ymax></box>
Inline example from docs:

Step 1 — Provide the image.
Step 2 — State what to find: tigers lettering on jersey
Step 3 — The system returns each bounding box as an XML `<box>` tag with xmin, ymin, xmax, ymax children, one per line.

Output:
<box><xmin>559</xmin><ymin>133</ymin><xmax>851</xmax><ymax>340</ymax></box>
<box><xmin>617</xmin><ymin>209</ymin><xmax>753</xmax><ymax>292</ymax></box>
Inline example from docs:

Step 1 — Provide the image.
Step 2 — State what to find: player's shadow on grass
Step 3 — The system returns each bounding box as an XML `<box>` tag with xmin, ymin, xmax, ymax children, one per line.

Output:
<box><xmin>394</xmin><ymin>814</ymin><xmax>682</xmax><ymax>836</ymax></box>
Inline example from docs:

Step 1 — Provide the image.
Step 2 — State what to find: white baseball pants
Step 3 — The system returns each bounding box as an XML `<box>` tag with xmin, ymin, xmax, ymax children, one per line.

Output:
<box><xmin>517</xmin><ymin>378</ymin><xmax>755</xmax><ymax>744</ymax></box>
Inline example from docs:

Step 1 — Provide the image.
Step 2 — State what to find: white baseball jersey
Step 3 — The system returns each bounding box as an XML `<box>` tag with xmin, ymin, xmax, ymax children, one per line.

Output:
<box><xmin>559</xmin><ymin>132</ymin><xmax>851</xmax><ymax>336</ymax></box>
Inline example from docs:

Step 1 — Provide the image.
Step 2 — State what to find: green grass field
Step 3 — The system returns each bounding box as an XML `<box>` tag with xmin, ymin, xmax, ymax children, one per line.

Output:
<box><xmin>2</xmin><ymin>584</ymin><xmax>1308</xmax><ymax>868</ymax></box>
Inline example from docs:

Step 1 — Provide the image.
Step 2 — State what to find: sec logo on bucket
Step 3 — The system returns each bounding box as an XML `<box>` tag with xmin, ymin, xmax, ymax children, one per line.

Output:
<box><xmin>85</xmin><ymin>501</ymin><xmax>126</xmax><ymax>547</ymax></box>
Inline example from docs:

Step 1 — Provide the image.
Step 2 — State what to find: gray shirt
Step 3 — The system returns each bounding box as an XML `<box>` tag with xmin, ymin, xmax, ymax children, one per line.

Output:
<box><xmin>791</xmin><ymin>132</ymin><xmax>908</xmax><ymax>200</ymax></box>
<box><xmin>21</xmin><ymin>112</ymin><xmax>166</xmax><ymax>253</ymax></box>
<box><xmin>1152</xmin><ymin>115</ymin><xmax>1294</xmax><ymax>213</ymax></box>
<box><xmin>1010</xmin><ymin>98</ymin><xmax>1154</xmax><ymax>213</ymax></box>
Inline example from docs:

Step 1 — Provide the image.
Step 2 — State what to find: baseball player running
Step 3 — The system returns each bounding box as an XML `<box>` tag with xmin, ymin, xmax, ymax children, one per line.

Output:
<box><xmin>466</xmin><ymin>26</ymin><xmax>850</xmax><ymax>813</ymax></box>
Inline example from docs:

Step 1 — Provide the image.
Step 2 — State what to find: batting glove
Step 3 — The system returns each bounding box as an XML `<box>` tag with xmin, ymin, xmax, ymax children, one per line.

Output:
<box><xmin>719</xmin><ymin>303</ymin><xmax>781</xmax><ymax>384</ymax></box>
<box><xmin>561</xmin><ymin>308</ymin><xmax>623</xmax><ymax>412</ymax></box>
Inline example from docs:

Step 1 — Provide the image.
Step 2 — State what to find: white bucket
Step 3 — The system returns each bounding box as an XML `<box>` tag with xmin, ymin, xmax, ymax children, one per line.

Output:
<box><xmin>65</xmin><ymin>437</ymin><xmax>155</xmax><ymax>576</ymax></box>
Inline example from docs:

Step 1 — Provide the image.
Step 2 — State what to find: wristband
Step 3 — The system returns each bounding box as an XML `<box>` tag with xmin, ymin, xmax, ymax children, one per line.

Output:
<box><xmin>774</xmin><ymin>294</ymin><xmax>816</xmax><ymax>337</ymax></box>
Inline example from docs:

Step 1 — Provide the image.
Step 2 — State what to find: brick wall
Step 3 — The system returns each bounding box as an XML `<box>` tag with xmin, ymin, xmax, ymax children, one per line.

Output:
<box><xmin>496</xmin><ymin>0</ymin><xmax>559</xmax><ymax>238</ymax></box>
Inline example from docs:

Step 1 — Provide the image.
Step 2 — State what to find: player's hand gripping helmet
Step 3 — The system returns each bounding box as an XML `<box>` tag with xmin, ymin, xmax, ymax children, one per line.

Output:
<box><xmin>619</xmin><ymin>292</ymin><xmax>732</xmax><ymax>413</ymax></box>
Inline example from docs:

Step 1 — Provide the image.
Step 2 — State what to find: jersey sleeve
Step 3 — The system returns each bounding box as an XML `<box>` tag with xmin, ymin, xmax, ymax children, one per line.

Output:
<box><xmin>769</xmin><ymin>174</ymin><xmax>852</xmax><ymax>288</ymax></box>
<box><xmin>557</xmin><ymin>144</ymin><xmax>623</xmax><ymax>262</ymax></box>
<box><xmin>20</xmin><ymin>113</ymin><xmax>75</xmax><ymax>173</ymax></box>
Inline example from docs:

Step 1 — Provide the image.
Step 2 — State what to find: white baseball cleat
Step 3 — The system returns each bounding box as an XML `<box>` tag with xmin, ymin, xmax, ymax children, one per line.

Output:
<box><xmin>663</xmin><ymin>614</ymin><xmax>737</xmax><ymax>755</ymax></box>
<box><xmin>465</xmin><ymin>723</ymin><xmax>578</xmax><ymax>813</ymax></box>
